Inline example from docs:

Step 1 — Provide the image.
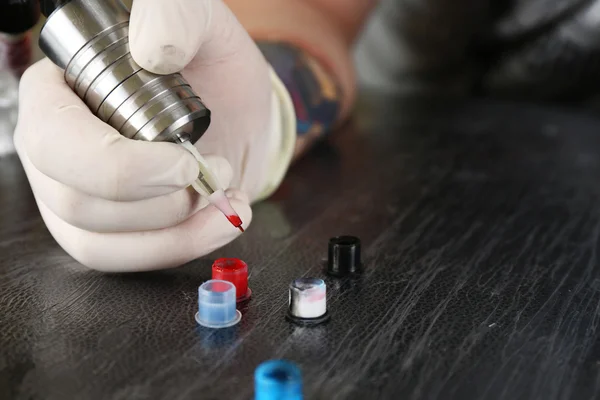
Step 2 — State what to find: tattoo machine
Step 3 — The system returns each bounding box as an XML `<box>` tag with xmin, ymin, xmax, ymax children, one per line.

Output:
<box><xmin>37</xmin><ymin>0</ymin><xmax>244</xmax><ymax>232</ymax></box>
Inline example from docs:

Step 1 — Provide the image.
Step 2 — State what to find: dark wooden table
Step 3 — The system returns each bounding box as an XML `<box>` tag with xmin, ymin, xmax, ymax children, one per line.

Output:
<box><xmin>2</xmin><ymin>95</ymin><xmax>600</xmax><ymax>400</ymax></box>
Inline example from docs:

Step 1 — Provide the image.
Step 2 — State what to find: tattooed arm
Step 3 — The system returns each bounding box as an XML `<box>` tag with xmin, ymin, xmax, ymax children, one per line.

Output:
<box><xmin>257</xmin><ymin>42</ymin><xmax>342</xmax><ymax>160</ymax></box>
<box><xmin>224</xmin><ymin>0</ymin><xmax>377</xmax><ymax>159</ymax></box>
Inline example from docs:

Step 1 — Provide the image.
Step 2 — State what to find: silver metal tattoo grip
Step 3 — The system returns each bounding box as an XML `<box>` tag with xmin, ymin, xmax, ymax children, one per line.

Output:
<box><xmin>38</xmin><ymin>0</ymin><xmax>211</xmax><ymax>144</ymax></box>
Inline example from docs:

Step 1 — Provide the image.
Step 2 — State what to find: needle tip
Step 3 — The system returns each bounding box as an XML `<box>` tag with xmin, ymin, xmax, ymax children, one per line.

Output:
<box><xmin>226</xmin><ymin>214</ymin><xmax>244</xmax><ymax>232</ymax></box>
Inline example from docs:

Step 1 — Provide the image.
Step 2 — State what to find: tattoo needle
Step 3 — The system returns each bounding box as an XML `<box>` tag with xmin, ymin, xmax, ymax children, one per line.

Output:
<box><xmin>178</xmin><ymin>138</ymin><xmax>244</xmax><ymax>233</ymax></box>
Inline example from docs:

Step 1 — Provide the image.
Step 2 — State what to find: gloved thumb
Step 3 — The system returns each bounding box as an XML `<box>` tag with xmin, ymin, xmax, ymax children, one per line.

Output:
<box><xmin>129</xmin><ymin>0</ymin><xmax>213</xmax><ymax>74</ymax></box>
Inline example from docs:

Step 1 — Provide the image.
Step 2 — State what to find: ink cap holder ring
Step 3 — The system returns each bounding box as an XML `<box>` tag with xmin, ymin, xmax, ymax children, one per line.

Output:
<box><xmin>212</xmin><ymin>258</ymin><xmax>251</xmax><ymax>303</ymax></box>
<box><xmin>195</xmin><ymin>280</ymin><xmax>242</xmax><ymax>329</ymax></box>
<box><xmin>326</xmin><ymin>235</ymin><xmax>363</xmax><ymax>277</ymax></box>
<box><xmin>286</xmin><ymin>277</ymin><xmax>330</xmax><ymax>326</ymax></box>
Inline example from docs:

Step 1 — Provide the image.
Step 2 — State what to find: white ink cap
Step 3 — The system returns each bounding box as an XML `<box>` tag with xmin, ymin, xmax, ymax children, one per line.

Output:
<box><xmin>286</xmin><ymin>278</ymin><xmax>330</xmax><ymax>326</ymax></box>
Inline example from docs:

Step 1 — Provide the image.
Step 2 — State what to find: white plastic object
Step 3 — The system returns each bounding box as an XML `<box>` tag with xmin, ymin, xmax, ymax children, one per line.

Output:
<box><xmin>288</xmin><ymin>278</ymin><xmax>327</xmax><ymax>319</ymax></box>
<box><xmin>195</xmin><ymin>279</ymin><xmax>242</xmax><ymax>328</ymax></box>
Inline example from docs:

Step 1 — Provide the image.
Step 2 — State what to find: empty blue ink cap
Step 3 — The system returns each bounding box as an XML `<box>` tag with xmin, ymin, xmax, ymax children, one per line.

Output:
<box><xmin>254</xmin><ymin>359</ymin><xmax>303</xmax><ymax>400</ymax></box>
<box><xmin>195</xmin><ymin>280</ymin><xmax>242</xmax><ymax>329</ymax></box>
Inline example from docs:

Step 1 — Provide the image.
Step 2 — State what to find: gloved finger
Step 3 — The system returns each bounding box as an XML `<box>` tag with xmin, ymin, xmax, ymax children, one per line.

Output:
<box><xmin>35</xmin><ymin>189</ymin><xmax>252</xmax><ymax>272</ymax></box>
<box><xmin>18</xmin><ymin>59</ymin><xmax>199</xmax><ymax>202</ymax></box>
<box><xmin>129</xmin><ymin>0</ymin><xmax>252</xmax><ymax>74</ymax></box>
<box><xmin>20</xmin><ymin>140</ymin><xmax>234</xmax><ymax>232</ymax></box>
<box><xmin>225</xmin><ymin>186</ymin><xmax>249</xmax><ymax>204</ymax></box>
<box><xmin>129</xmin><ymin>0</ymin><xmax>212</xmax><ymax>74</ymax></box>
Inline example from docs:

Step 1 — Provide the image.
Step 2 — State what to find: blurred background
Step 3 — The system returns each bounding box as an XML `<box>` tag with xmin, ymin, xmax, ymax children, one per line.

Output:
<box><xmin>0</xmin><ymin>4</ymin><xmax>43</xmax><ymax>157</ymax></box>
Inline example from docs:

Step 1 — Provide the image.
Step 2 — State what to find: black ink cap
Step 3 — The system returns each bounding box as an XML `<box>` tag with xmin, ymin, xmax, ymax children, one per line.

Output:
<box><xmin>0</xmin><ymin>0</ymin><xmax>40</xmax><ymax>34</ymax></box>
<box><xmin>327</xmin><ymin>236</ymin><xmax>362</xmax><ymax>277</ymax></box>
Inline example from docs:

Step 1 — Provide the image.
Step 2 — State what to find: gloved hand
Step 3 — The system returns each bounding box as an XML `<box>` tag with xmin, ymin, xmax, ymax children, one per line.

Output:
<box><xmin>14</xmin><ymin>0</ymin><xmax>295</xmax><ymax>272</ymax></box>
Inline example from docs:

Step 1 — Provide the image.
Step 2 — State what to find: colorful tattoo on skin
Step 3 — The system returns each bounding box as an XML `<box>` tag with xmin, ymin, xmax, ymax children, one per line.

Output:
<box><xmin>257</xmin><ymin>41</ymin><xmax>342</xmax><ymax>157</ymax></box>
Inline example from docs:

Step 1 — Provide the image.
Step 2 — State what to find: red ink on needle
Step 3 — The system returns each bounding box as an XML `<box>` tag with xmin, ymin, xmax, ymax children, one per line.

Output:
<box><xmin>227</xmin><ymin>215</ymin><xmax>244</xmax><ymax>232</ymax></box>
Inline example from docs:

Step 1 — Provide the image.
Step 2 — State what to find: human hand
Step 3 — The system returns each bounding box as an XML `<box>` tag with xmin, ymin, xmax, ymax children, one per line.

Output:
<box><xmin>14</xmin><ymin>0</ymin><xmax>293</xmax><ymax>272</ymax></box>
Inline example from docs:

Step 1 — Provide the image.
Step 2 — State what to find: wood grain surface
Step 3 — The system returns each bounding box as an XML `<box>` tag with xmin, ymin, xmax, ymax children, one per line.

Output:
<box><xmin>2</xmin><ymin>96</ymin><xmax>600</xmax><ymax>399</ymax></box>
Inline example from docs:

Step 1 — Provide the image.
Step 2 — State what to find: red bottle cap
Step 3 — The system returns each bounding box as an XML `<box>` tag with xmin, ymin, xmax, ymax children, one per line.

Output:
<box><xmin>212</xmin><ymin>258</ymin><xmax>251</xmax><ymax>302</ymax></box>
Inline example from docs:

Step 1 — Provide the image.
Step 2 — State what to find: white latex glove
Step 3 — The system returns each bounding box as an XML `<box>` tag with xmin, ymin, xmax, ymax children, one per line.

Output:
<box><xmin>14</xmin><ymin>0</ymin><xmax>295</xmax><ymax>272</ymax></box>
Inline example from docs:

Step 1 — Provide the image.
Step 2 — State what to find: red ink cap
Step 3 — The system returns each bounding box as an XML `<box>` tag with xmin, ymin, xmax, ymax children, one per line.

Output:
<box><xmin>212</xmin><ymin>258</ymin><xmax>251</xmax><ymax>302</ymax></box>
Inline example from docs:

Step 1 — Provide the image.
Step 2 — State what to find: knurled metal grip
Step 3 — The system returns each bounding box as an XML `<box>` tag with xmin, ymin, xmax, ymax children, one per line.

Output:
<box><xmin>39</xmin><ymin>0</ymin><xmax>210</xmax><ymax>144</ymax></box>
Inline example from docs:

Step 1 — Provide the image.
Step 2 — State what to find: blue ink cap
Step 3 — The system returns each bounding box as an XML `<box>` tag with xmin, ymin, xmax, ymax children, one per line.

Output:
<box><xmin>195</xmin><ymin>280</ymin><xmax>241</xmax><ymax>329</ymax></box>
<box><xmin>255</xmin><ymin>359</ymin><xmax>303</xmax><ymax>400</ymax></box>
